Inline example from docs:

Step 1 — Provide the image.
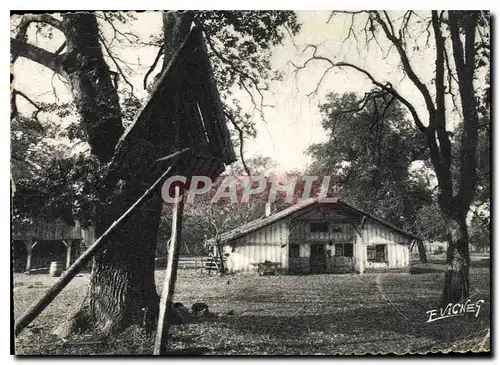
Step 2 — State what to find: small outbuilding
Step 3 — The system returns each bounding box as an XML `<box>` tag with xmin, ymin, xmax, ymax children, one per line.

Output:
<box><xmin>12</xmin><ymin>219</ymin><xmax>95</xmax><ymax>273</ymax></box>
<box><xmin>207</xmin><ymin>198</ymin><xmax>424</xmax><ymax>274</ymax></box>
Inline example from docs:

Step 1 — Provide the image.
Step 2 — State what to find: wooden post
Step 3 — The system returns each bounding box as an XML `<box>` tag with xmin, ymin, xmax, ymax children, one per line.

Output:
<box><xmin>13</xmin><ymin>149</ymin><xmax>190</xmax><ymax>336</ymax></box>
<box><xmin>359</xmin><ymin>242</ymin><xmax>365</xmax><ymax>274</ymax></box>
<box><xmin>65</xmin><ymin>240</ymin><xmax>73</xmax><ymax>270</ymax></box>
<box><xmin>25</xmin><ymin>239</ymin><xmax>33</xmax><ymax>272</ymax></box>
<box><xmin>154</xmin><ymin>185</ymin><xmax>185</xmax><ymax>355</ymax></box>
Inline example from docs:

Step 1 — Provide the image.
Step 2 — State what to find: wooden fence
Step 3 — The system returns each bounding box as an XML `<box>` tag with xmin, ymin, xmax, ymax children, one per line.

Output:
<box><xmin>155</xmin><ymin>256</ymin><xmax>226</xmax><ymax>275</ymax></box>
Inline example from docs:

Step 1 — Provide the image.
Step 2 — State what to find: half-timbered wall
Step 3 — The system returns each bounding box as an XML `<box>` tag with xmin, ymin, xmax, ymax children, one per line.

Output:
<box><xmin>288</xmin><ymin>207</ymin><xmax>357</xmax><ymax>273</ymax></box>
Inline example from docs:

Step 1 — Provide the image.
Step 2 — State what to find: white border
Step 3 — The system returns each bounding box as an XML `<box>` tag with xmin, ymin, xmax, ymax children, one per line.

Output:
<box><xmin>3</xmin><ymin>4</ymin><xmax>496</xmax><ymax>364</ymax></box>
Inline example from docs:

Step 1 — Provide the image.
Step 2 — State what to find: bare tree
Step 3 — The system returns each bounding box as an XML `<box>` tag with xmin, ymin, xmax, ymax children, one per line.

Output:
<box><xmin>292</xmin><ymin>10</ymin><xmax>489</xmax><ymax>305</ymax></box>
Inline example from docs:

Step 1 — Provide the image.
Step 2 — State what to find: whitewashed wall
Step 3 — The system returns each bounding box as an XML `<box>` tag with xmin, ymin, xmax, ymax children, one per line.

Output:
<box><xmin>223</xmin><ymin>221</ymin><xmax>288</xmax><ymax>273</ymax></box>
<box><xmin>357</xmin><ymin>221</ymin><xmax>411</xmax><ymax>273</ymax></box>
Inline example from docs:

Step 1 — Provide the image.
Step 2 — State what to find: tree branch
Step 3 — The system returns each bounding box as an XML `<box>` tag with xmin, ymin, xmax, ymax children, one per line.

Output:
<box><xmin>292</xmin><ymin>44</ymin><xmax>427</xmax><ymax>132</ymax></box>
<box><xmin>204</xmin><ymin>32</ymin><xmax>272</xmax><ymax>117</ymax></box>
<box><xmin>224</xmin><ymin>110</ymin><xmax>251</xmax><ymax>176</ymax></box>
<box><xmin>338</xmin><ymin>67</ymin><xmax>420</xmax><ymax>131</ymax></box>
<box><xmin>13</xmin><ymin>90</ymin><xmax>42</xmax><ymax>113</ymax></box>
<box><xmin>371</xmin><ymin>11</ymin><xmax>436</xmax><ymax>117</ymax></box>
<box><xmin>144</xmin><ymin>45</ymin><xmax>164</xmax><ymax>89</ymax></box>
<box><xmin>13</xmin><ymin>14</ymin><xmax>63</xmax><ymax>41</ymax></box>
<box><xmin>54</xmin><ymin>41</ymin><xmax>66</xmax><ymax>55</ymax></box>
<box><xmin>11</xmin><ymin>38</ymin><xmax>65</xmax><ymax>75</ymax></box>
<box><xmin>101</xmin><ymin>12</ymin><xmax>139</xmax><ymax>45</ymax></box>
<box><xmin>98</xmin><ymin>34</ymin><xmax>134</xmax><ymax>94</ymax></box>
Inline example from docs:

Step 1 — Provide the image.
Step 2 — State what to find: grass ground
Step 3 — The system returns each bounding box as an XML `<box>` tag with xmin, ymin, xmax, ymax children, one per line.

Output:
<box><xmin>13</xmin><ymin>262</ymin><xmax>490</xmax><ymax>355</ymax></box>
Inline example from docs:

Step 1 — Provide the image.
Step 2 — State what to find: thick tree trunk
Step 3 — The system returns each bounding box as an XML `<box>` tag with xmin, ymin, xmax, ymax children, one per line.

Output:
<box><xmin>62</xmin><ymin>13</ymin><xmax>124</xmax><ymax>163</ymax></box>
<box><xmin>54</xmin><ymin>13</ymin><xmax>157</xmax><ymax>336</ymax></box>
<box><xmin>87</xmin><ymin>192</ymin><xmax>163</xmax><ymax>334</ymax></box>
<box><xmin>56</xmin><ymin>187</ymin><xmax>164</xmax><ymax>337</ymax></box>
<box><xmin>441</xmin><ymin>214</ymin><xmax>470</xmax><ymax>307</ymax></box>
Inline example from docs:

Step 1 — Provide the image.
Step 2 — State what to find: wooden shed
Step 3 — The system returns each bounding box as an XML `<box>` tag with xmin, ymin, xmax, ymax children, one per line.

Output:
<box><xmin>12</xmin><ymin>220</ymin><xmax>94</xmax><ymax>273</ymax></box>
<box><xmin>207</xmin><ymin>198</ymin><xmax>424</xmax><ymax>274</ymax></box>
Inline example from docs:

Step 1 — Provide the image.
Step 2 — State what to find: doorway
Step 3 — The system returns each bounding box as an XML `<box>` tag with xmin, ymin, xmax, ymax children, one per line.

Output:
<box><xmin>310</xmin><ymin>244</ymin><xmax>326</xmax><ymax>273</ymax></box>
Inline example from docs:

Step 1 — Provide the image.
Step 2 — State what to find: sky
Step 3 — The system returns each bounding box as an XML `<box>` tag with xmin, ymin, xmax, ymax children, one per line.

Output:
<box><xmin>12</xmin><ymin>11</ymin><xmax>446</xmax><ymax>173</ymax></box>
<box><xmin>244</xmin><ymin>10</ymin><xmax>440</xmax><ymax>172</ymax></box>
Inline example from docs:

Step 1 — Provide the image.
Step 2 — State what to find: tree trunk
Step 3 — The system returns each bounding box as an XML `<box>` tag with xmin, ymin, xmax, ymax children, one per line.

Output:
<box><xmin>55</xmin><ymin>188</ymin><xmax>164</xmax><ymax>337</ymax></box>
<box><xmin>441</xmin><ymin>214</ymin><xmax>470</xmax><ymax>307</ymax></box>
<box><xmin>53</xmin><ymin>13</ymin><xmax>156</xmax><ymax>336</ymax></box>
<box><xmin>94</xmin><ymin>191</ymin><xmax>163</xmax><ymax>332</ymax></box>
<box><xmin>62</xmin><ymin>13</ymin><xmax>124</xmax><ymax>163</ymax></box>
<box><xmin>216</xmin><ymin>238</ymin><xmax>226</xmax><ymax>275</ymax></box>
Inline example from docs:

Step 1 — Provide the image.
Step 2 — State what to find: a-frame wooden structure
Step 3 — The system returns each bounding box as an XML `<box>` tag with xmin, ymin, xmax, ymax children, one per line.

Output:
<box><xmin>14</xmin><ymin>27</ymin><xmax>236</xmax><ymax>355</ymax></box>
<box><xmin>111</xmin><ymin>26</ymin><xmax>236</xmax><ymax>184</ymax></box>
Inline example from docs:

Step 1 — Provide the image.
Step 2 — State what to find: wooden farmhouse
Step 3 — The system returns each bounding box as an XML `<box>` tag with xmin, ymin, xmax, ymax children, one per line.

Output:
<box><xmin>207</xmin><ymin>198</ymin><xmax>424</xmax><ymax>274</ymax></box>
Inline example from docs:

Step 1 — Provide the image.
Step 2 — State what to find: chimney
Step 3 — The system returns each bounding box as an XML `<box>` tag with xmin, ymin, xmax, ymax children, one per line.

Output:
<box><xmin>265</xmin><ymin>202</ymin><xmax>272</xmax><ymax>217</ymax></box>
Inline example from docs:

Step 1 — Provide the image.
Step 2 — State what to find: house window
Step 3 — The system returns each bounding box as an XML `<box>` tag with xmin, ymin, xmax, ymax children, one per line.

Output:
<box><xmin>335</xmin><ymin>243</ymin><xmax>344</xmax><ymax>257</ymax></box>
<box><xmin>367</xmin><ymin>244</ymin><xmax>387</xmax><ymax>263</ymax></box>
<box><xmin>310</xmin><ymin>222</ymin><xmax>328</xmax><ymax>233</ymax></box>
<box><xmin>289</xmin><ymin>244</ymin><xmax>300</xmax><ymax>258</ymax></box>
<box><xmin>335</xmin><ymin>243</ymin><xmax>353</xmax><ymax>257</ymax></box>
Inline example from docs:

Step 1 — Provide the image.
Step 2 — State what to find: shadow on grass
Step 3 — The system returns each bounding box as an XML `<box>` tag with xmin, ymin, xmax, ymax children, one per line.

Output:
<box><xmin>410</xmin><ymin>258</ymin><xmax>490</xmax><ymax>274</ymax></box>
<box><xmin>213</xmin><ymin>301</ymin><xmax>490</xmax><ymax>352</ymax></box>
<box><xmin>409</xmin><ymin>264</ymin><xmax>446</xmax><ymax>274</ymax></box>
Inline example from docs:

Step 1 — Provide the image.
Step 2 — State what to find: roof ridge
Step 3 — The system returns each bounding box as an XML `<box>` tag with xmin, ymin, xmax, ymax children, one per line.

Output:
<box><xmin>206</xmin><ymin>198</ymin><xmax>420</xmax><ymax>245</ymax></box>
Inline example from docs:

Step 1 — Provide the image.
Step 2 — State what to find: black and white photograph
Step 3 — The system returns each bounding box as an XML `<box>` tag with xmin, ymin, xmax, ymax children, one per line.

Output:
<box><xmin>9</xmin><ymin>9</ymin><xmax>491</xmax><ymax>356</ymax></box>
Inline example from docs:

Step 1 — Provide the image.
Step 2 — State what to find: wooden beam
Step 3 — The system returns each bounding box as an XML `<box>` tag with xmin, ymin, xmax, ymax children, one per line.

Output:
<box><xmin>13</xmin><ymin>148</ymin><xmax>190</xmax><ymax>336</ymax></box>
<box><xmin>154</xmin><ymin>185</ymin><xmax>185</xmax><ymax>355</ymax></box>
<box><xmin>196</xmin><ymin>28</ymin><xmax>236</xmax><ymax>163</ymax></box>
<box><xmin>351</xmin><ymin>216</ymin><xmax>367</xmax><ymax>237</ymax></box>
<box><xmin>65</xmin><ymin>240</ymin><xmax>72</xmax><ymax>270</ymax></box>
<box><xmin>25</xmin><ymin>239</ymin><xmax>33</xmax><ymax>272</ymax></box>
<box><xmin>360</xmin><ymin>216</ymin><xmax>366</xmax><ymax>228</ymax></box>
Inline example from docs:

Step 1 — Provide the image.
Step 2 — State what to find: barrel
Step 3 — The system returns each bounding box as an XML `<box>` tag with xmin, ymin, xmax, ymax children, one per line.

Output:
<box><xmin>49</xmin><ymin>261</ymin><xmax>64</xmax><ymax>277</ymax></box>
